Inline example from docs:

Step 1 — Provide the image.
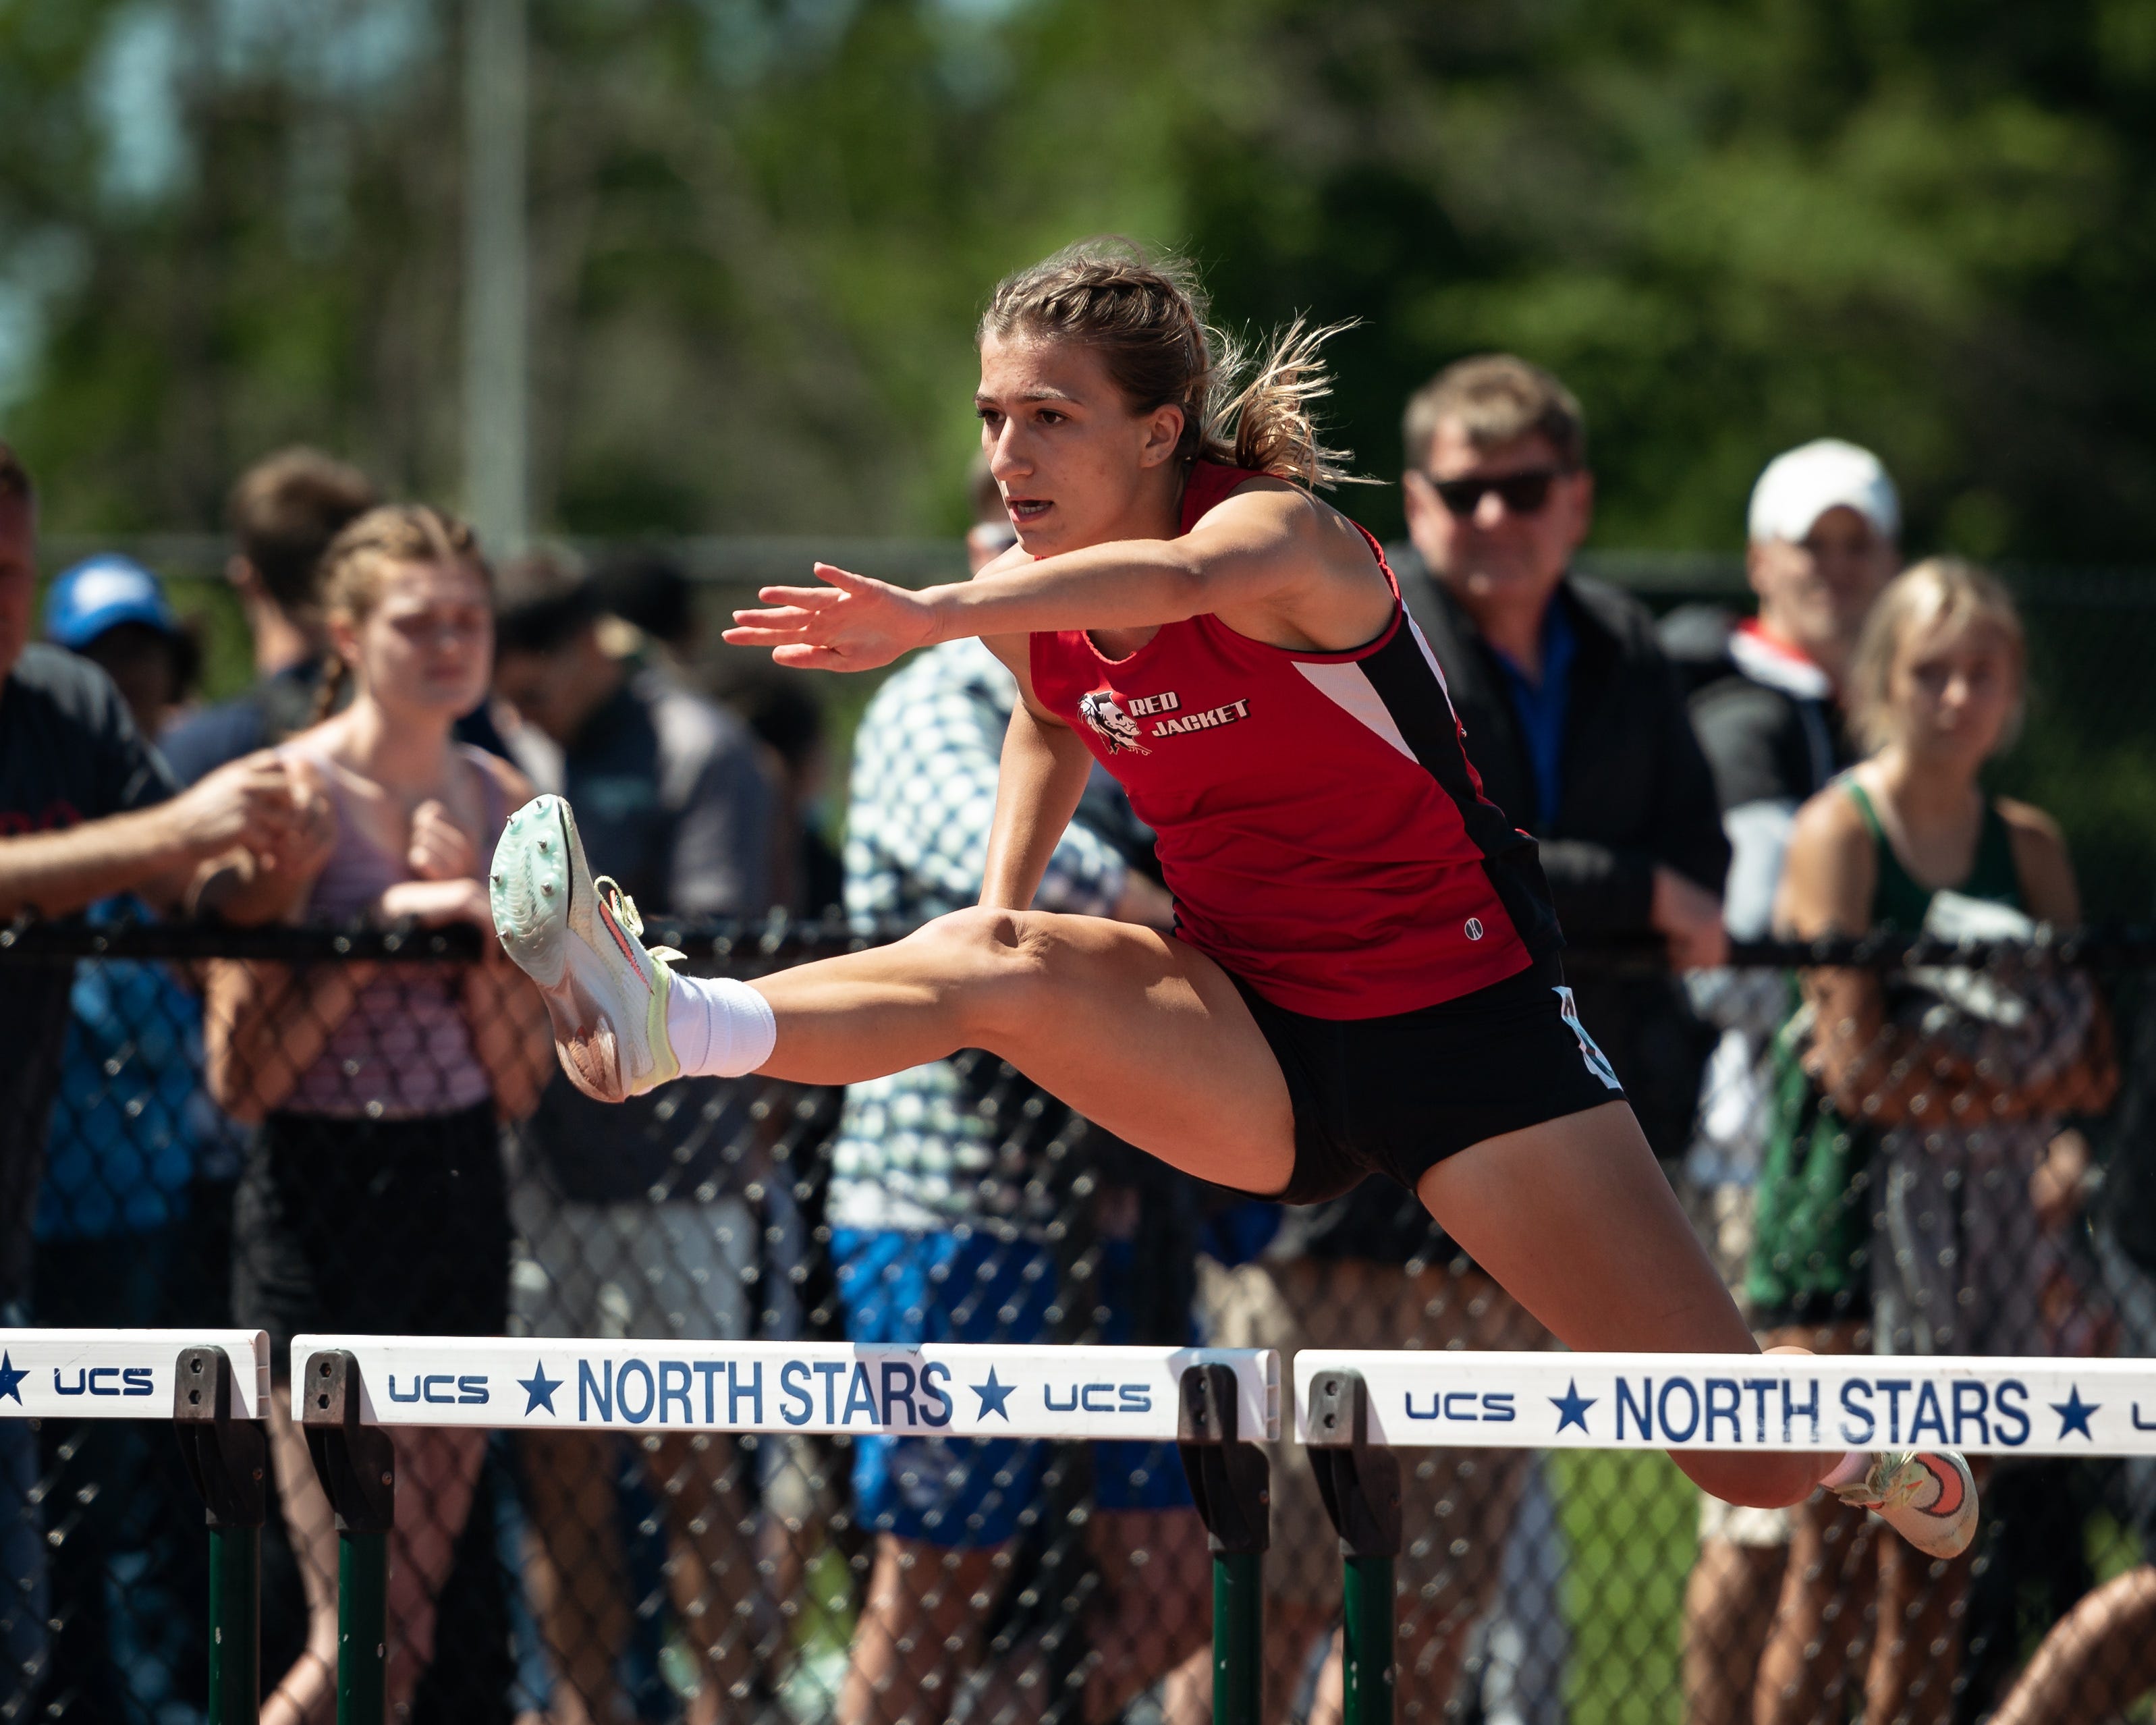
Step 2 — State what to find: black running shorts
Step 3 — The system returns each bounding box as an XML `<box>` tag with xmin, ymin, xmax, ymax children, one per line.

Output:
<box><xmin>1228</xmin><ymin>955</ymin><xmax>1628</xmax><ymax>1205</ymax></box>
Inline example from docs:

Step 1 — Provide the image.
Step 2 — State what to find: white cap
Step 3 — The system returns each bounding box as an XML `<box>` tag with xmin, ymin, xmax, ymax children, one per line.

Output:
<box><xmin>1746</xmin><ymin>438</ymin><xmax>1900</xmax><ymax>545</ymax></box>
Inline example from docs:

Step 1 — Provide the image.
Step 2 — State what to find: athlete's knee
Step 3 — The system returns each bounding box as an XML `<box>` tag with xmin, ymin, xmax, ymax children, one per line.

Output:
<box><xmin>910</xmin><ymin>907</ymin><xmax>1062</xmax><ymax>1034</ymax></box>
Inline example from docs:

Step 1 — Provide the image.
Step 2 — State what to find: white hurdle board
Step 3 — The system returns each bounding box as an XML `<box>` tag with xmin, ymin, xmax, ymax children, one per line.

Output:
<box><xmin>292</xmin><ymin>1338</ymin><xmax>1279</xmax><ymax>1443</ymax></box>
<box><xmin>1294</xmin><ymin>1350</ymin><xmax>2156</xmax><ymax>1458</ymax></box>
<box><xmin>0</xmin><ymin>1329</ymin><xmax>269</xmax><ymax>1419</ymax></box>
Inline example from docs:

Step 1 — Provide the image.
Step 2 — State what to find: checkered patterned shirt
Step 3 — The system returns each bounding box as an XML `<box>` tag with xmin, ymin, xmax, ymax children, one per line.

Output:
<box><xmin>830</xmin><ymin>639</ymin><xmax>1130</xmax><ymax>1232</ymax></box>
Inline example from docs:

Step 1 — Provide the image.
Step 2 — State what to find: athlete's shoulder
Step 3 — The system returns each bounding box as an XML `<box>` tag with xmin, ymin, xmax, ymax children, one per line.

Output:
<box><xmin>1182</xmin><ymin>462</ymin><xmax>1358</xmax><ymax>545</ymax></box>
<box><xmin>1180</xmin><ymin>459</ymin><xmax>1279</xmax><ymax>527</ymax></box>
<box><xmin>1182</xmin><ymin>468</ymin><xmax>1335</xmax><ymax>541</ymax></box>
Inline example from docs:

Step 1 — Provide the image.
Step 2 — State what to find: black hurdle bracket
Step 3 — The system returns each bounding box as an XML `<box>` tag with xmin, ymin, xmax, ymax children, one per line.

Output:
<box><xmin>1306</xmin><ymin>1367</ymin><xmax>1401</xmax><ymax>1724</ymax></box>
<box><xmin>1176</xmin><ymin>1362</ymin><xmax>1269</xmax><ymax>1725</ymax></box>
<box><xmin>302</xmin><ymin>1349</ymin><xmax>396</xmax><ymax>1723</ymax></box>
<box><xmin>173</xmin><ymin>1346</ymin><xmax>268</xmax><ymax>1725</ymax></box>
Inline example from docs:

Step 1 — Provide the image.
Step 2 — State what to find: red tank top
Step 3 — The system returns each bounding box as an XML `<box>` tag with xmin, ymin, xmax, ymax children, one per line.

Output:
<box><xmin>1028</xmin><ymin>463</ymin><xmax>1559</xmax><ymax>1018</ymax></box>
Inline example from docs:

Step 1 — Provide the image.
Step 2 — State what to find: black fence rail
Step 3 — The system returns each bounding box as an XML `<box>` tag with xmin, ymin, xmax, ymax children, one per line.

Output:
<box><xmin>0</xmin><ymin>921</ymin><xmax>2151</xmax><ymax>1725</ymax></box>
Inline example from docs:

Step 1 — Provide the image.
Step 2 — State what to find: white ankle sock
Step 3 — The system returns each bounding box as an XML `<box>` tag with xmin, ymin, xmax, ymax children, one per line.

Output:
<box><xmin>1822</xmin><ymin>1449</ymin><xmax>1871</xmax><ymax>1488</ymax></box>
<box><xmin>665</xmin><ymin>975</ymin><xmax>777</xmax><ymax>1077</ymax></box>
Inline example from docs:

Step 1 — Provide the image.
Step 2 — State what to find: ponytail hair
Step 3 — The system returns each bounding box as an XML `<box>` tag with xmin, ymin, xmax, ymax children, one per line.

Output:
<box><xmin>979</xmin><ymin>238</ymin><xmax>1367</xmax><ymax>489</ymax></box>
<box><xmin>310</xmin><ymin>503</ymin><xmax>490</xmax><ymax>723</ymax></box>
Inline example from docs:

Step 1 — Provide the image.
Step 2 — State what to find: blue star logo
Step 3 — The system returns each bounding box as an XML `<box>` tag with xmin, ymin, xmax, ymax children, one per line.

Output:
<box><xmin>0</xmin><ymin>1353</ymin><xmax>23</xmax><ymax>1406</ymax></box>
<box><xmin>518</xmin><ymin>1361</ymin><xmax>562</xmax><ymax>1417</ymax></box>
<box><xmin>972</xmin><ymin>1367</ymin><xmax>1014</xmax><ymax>1421</ymax></box>
<box><xmin>2052</xmin><ymin>1385</ymin><xmax>2099</xmax><ymax>1441</ymax></box>
<box><xmin>1550</xmin><ymin>1378</ymin><xmax>1596</xmax><ymax>1435</ymax></box>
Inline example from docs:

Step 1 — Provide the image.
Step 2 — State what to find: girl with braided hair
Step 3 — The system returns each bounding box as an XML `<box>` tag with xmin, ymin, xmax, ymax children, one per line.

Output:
<box><xmin>208</xmin><ymin>504</ymin><xmax>551</xmax><ymax>1724</ymax></box>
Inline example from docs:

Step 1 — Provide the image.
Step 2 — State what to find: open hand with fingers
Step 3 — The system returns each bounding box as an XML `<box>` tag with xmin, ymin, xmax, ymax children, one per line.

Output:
<box><xmin>721</xmin><ymin>564</ymin><xmax>939</xmax><ymax>670</ymax></box>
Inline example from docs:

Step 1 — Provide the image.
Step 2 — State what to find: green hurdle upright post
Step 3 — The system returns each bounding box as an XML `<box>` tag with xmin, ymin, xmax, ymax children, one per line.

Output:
<box><xmin>300</xmin><ymin>1350</ymin><xmax>397</xmax><ymax>1725</ymax></box>
<box><xmin>1176</xmin><ymin>1362</ymin><xmax>1270</xmax><ymax>1725</ymax></box>
<box><xmin>173</xmin><ymin>1346</ymin><xmax>268</xmax><ymax>1725</ymax></box>
<box><xmin>1306</xmin><ymin>1368</ymin><xmax>1402</xmax><ymax>1725</ymax></box>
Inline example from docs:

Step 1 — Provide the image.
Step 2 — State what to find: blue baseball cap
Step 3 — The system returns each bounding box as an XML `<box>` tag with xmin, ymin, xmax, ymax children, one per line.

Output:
<box><xmin>43</xmin><ymin>555</ymin><xmax>182</xmax><ymax>649</ymax></box>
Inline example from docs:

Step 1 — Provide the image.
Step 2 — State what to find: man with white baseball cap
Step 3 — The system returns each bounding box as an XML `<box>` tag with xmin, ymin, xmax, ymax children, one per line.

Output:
<box><xmin>1705</xmin><ymin>437</ymin><xmax>1902</xmax><ymax>937</ymax></box>
<box><xmin>1679</xmin><ymin>437</ymin><xmax>1902</xmax><ymax>1725</ymax></box>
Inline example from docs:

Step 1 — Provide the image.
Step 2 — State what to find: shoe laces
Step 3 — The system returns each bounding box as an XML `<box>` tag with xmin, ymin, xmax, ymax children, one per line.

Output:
<box><xmin>594</xmin><ymin>875</ymin><xmax>684</xmax><ymax>968</ymax></box>
<box><xmin>1838</xmin><ymin>1451</ymin><xmax>1923</xmax><ymax>1510</ymax></box>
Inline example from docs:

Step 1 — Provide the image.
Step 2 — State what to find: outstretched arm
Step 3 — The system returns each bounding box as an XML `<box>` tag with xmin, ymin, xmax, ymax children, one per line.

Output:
<box><xmin>724</xmin><ymin>482</ymin><xmax>1391</xmax><ymax>670</ymax></box>
<box><xmin>979</xmin><ymin>690</ymin><xmax>1097</xmax><ymax>913</ymax></box>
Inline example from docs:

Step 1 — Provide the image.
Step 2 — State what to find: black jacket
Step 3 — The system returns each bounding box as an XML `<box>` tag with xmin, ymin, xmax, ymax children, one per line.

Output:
<box><xmin>1395</xmin><ymin>559</ymin><xmax>1732</xmax><ymax>940</ymax></box>
<box><xmin>1291</xmin><ymin>557</ymin><xmax>1730</xmax><ymax>1266</ymax></box>
<box><xmin>1675</xmin><ymin>618</ymin><xmax>1852</xmax><ymax>938</ymax></box>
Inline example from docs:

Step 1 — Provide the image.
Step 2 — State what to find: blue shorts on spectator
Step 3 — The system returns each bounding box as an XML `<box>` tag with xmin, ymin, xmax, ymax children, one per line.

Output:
<box><xmin>832</xmin><ymin>1226</ymin><xmax>1190</xmax><ymax>1547</ymax></box>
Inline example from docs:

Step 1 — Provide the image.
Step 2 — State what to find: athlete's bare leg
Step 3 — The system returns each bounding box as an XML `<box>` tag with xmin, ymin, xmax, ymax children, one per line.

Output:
<box><xmin>500</xmin><ymin>857</ymin><xmax>1934</xmax><ymax>1523</ymax></box>
<box><xmin>1416</xmin><ymin>1105</ymin><xmax>1837</xmax><ymax>1509</ymax></box>
<box><xmin>749</xmin><ymin>908</ymin><xmax>1298</xmax><ymax>1193</ymax></box>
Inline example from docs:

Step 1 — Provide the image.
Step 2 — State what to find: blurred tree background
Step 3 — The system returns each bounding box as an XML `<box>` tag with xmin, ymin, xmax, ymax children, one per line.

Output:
<box><xmin>3</xmin><ymin>0</ymin><xmax>2152</xmax><ymax>554</ymax></box>
<box><xmin>4</xmin><ymin>0</ymin><xmax>2156</xmax><ymax>907</ymax></box>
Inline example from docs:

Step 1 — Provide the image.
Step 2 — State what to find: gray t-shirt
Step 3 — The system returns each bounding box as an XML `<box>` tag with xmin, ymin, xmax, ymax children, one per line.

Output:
<box><xmin>519</xmin><ymin>667</ymin><xmax>777</xmax><ymax>1203</ymax></box>
<box><xmin>0</xmin><ymin>646</ymin><xmax>178</xmax><ymax>1296</ymax></box>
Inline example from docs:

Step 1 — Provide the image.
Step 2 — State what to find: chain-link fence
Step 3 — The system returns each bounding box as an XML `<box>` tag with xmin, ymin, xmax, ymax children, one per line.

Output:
<box><xmin>1</xmin><ymin>917</ymin><xmax>2153</xmax><ymax>1725</ymax></box>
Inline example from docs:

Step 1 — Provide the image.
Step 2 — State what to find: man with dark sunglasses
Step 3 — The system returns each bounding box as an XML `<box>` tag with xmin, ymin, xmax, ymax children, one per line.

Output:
<box><xmin>1392</xmin><ymin>355</ymin><xmax>1729</xmax><ymax>1122</ymax></box>
<box><xmin>1397</xmin><ymin>356</ymin><xmax>1727</xmax><ymax>959</ymax></box>
<box><xmin>1400</xmin><ymin>354</ymin><xmax>1733</xmax><ymax>1713</ymax></box>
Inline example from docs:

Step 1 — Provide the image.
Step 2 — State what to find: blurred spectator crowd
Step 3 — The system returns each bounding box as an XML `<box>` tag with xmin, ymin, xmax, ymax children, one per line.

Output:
<box><xmin>0</xmin><ymin>344</ymin><xmax>2149</xmax><ymax>1725</ymax></box>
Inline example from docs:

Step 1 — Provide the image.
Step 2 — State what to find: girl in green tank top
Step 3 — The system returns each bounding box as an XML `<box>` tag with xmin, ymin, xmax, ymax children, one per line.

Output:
<box><xmin>1745</xmin><ymin>559</ymin><xmax>2117</xmax><ymax>1724</ymax></box>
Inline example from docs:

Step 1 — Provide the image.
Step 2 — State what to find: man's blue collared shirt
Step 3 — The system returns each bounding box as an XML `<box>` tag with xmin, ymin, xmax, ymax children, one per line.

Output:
<box><xmin>1490</xmin><ymin>596</ymin><xmax>1576</xmax><ymax>833</ymax></box>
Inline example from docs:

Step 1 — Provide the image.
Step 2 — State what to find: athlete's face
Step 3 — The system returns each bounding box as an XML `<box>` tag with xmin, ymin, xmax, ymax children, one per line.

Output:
<box><xmin>1404</xmin><ymin>424</ymin><xmax>1593</xmax><ymax>624</ymax></box>
<box><xmin>1885</xmin><ymin>611</ymin><xmax>2022</xmax><ymax>772</ymax></box>
<box><xmin>976</xmin><ymin>333</ymin><xmax>1186</xmax><ymax>557</ymax></box>
<box><xmin>1748</xmin><ymin>505</ymin><xmax>1898</xmax><ymax>676</ymax></box>
<box><xmin>335</xmin><ymin>556</ymin><xmax>494</xmax><ymax>723</ymax></box>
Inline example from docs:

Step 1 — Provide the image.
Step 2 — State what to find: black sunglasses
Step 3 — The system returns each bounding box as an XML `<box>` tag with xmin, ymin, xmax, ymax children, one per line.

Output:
<box><xmin>1425</xmin><ymin>466</ymin><xmax>1573</xmax><ymax>519</ymax></box>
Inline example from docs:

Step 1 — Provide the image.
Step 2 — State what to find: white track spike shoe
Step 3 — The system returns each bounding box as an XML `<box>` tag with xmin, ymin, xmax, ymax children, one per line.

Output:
<box><xmin>1830</xmin><ymin>1449</ymin><xmax>1979</xmax><ymax>1560</ymax></box>
<box><xmin>489</xmin><ymin>794</ymin><xmax>685</xmax><ymax>1103</ymax></box>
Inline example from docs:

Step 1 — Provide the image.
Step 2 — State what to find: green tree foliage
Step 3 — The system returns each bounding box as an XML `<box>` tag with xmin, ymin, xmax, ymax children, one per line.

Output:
<box><xmin>1</xmin><ymin>0</ymin><xmax>2151</xmax><ymax>559</ymax></box>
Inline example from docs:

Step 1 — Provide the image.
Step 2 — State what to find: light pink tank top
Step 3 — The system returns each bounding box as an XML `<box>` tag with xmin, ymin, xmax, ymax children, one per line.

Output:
<box><xmin>280</xmin><ymin>743</ymin><xmax>505</xmax><ymax>1119</ymax></box>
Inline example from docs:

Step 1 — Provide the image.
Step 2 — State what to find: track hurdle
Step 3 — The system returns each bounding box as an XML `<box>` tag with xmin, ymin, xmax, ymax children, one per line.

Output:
<box><xmin>292</xmin><ymin>1336</ymin><xmax>1279</xmax><ymax>1723</ymax></box>
<box><xmin>1296</xmin><ymin>1350</ymin><xmax>2156</xmax><ymax>1724</ymax></box>
<box><xmin>0</xmin><ymin>1328</ymin><xmax>270</xmax><ymax>1724</ymax></box>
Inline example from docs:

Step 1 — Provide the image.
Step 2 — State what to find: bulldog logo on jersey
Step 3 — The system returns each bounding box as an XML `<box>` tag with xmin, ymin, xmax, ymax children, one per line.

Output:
<box><xmin>1079</xmin><ymin>690</ymin><xmax>1151</xmax><ymax>756</ymax></box>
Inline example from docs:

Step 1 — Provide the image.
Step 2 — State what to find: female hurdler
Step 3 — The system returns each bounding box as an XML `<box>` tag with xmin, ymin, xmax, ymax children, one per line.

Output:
<box><xmin>489</xmin><ymin>241</ymin><xmax>1973</xmax><ymax>1556</ymax></box>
